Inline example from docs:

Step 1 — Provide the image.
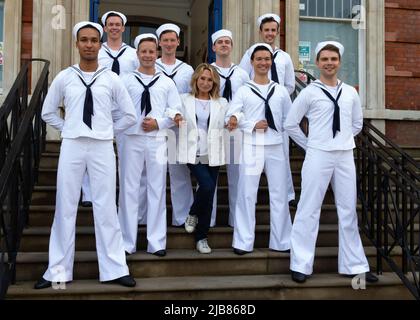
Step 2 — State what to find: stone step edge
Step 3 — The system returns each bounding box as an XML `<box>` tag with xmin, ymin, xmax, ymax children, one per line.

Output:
<box><xmin>21</xmin><ymin>224</ymin><xmax>419</xmax><ymax>236</ymax></box>
<box><xmin>15</xmin><ymin>247</ymin><xmax>400</xmax><ymax>264</ymax></box>
<box><xmin>20</xmin><ymin>224</ymin><xmax>360</xmax><ymax>236</ymax></box>
<box><xmin>7</xmin><ymin>273</ymin><xmax>409</xmax><ymax>297</ymax></box>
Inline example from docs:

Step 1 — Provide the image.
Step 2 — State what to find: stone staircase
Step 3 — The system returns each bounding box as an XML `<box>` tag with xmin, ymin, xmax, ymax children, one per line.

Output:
<box><xmin>6</xmin><ymin>141</ymin><xmax>418</xmax><ymax>300</ymax></box>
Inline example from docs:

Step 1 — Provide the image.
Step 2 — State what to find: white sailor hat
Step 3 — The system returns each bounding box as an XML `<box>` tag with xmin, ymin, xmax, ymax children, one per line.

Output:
<box><xmin>101</xmin><ymin>11</ymin><xmax>128</xmax><ymax>26</ymax></box>
<box><xmin>134</xmin><ymin>33</ymin><xmax>158</xmax><ymax>50</ymax></box>
<box><xmin>73</xmin><ymin>21</ymin><xmax>103</xmax><ymax>39</ymax></box>
<box><xmin>156</xmin><ymin>23</ymin><xmax>181</xmax><ymax>39</ymax></box>
<box><xmin>257</xmin><ymin>13</ymin><xmax>281</xmax><ymax>28</ymax></box>
<box><xmin>211</xmin><ymin>29</ymin><xmax>233</xmax><ymax>44</ymax></box>
<box><xmin>315</xmin><ymin>41</ymin><xmax>345</xmax><ymax>58</ymax></box>
<box><xmin>250</xmin><ymin>43</ymin><xmax>274</xmax><ymax>56</ymax></box>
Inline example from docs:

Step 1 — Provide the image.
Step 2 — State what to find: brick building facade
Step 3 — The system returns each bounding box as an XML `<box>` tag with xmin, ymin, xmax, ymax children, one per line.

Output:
<box><xmin>385</xmin><ymin>0</ymin><xmax>420</xmax><ymax>145</ymax></box>
<box><xmin>2</xmin><ymin>0</ymin><xmax>419</xmax><ymax>145</ymax></box>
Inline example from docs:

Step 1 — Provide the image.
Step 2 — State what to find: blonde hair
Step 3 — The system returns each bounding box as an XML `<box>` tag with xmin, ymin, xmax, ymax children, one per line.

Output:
<box><xmin>190</xmin><ymin>63</ymin><xmax>221</xmax><ymax>99</ymax></box>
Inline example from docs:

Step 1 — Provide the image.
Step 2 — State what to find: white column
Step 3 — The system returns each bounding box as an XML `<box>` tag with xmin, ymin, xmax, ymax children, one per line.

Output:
<box><xmin>365</xmin><ymin>0</ymin><xmax>386</xmax><ymax>132</ymax></box>
<box><xmin>285</xmin><ymin>0</ymin><xmax>299</xmax><ymax>68</ymax></box>
<box><xmin>3</xmin><ymin>0</ymin><xmax>22</xmax><ymax>94</ymax></box>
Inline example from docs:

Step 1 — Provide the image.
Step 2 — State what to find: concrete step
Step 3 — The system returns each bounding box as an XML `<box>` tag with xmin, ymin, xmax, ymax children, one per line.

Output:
<box><xmin>30</xmin><ymin>185</ymin><xmax>337</xmax><ymax>206</ymax></box>
<box><xmin>13</xmin><ymin>247</ymin><xmax>400</xmax><ymax>282</ymax></box>
<box><xmin>7</xmin><ymin>272</ymin><xmax>413</xmax><ymax>300</ymax></box>
<box><xmin>19</xmin><ymin>224</ymin><xmax>378</xmax><ymax>252</ymax></box>
<box><xmin>27</xmin><ymin>204</ymin><xmax>343</xmax><ymax>227</ymax></box>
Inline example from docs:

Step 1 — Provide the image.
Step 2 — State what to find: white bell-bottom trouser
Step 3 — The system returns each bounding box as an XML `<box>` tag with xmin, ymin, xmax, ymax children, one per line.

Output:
<box><xmin>118</xmin><ymin>135</ymin><xmax>167</xmax><ymax>254</ymax></box>
<box><xmin>43</xmin><ymin>138</ymin><xmax>129</xmax><ymax>282</ymax></box>
<box><xmin>290</xmin><ymin>148</ymin><xmax>369</xmax><ymax>275</ymax></box>
<box><xmin>233</xmin><ymin>143</ymin><xmax>292</xmax><ymax>252</ymax></box>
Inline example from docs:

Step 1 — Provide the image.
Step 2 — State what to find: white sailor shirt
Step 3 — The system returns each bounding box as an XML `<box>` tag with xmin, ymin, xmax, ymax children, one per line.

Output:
<box><xmin>121</xmin><ymin>70</ymin><xmax>182</xmax><ymax>136</ymax></box>
<box><xmin>284</xmin><ymin>80</ymin><xmax>363</xmax><ymax>151</ymax></box>
<box><xmin>99</xmin><ymin>42</ymin><xmax>139</xmax><ymax>75</ymax></box>
<box><xmin>239</xmin><ymin>47</ymin><xmax>295</xmax><ymax>95</ymax></box>
<box><xmin>211</xmin><ymin>63</ymin><xmax>250</xmax><ymax>99</ymax></box>
<box><xmin>155</xmin><ymin>58</ymin><xmax>194</xmax><ymax>94</ymax></box>
<box><xmin>226</xmin><ymin>80</ymin><xmax>292</xmax><ymax>146</ymax></box>
<box><xmin>41</xmin><ymin>65</ymin><xmax>137</xmax><ymax>140</ymax></box>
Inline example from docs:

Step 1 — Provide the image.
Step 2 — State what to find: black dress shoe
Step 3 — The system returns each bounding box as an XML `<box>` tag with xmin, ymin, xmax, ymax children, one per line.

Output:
<box><xmin>365</xmin><ymin>272</ymin><xmax>379</xmax><ymax>283</ymax></box>
<box><xmin>343</xmin><ymin>272</ymin><xmax>379</xmax><ymax>283</ymax></box>
<box><xmin>153</xmin><ymin>249</ymin><xmax>166</xmax><ymax>257</ymax></box>
<box><xmin>233</xmin><ymin>248</ymin><xmax>251</xmax><ymax>255</ymax></box>
<box><xmin>291</xmin><ymin>271</ymin><xmax>307</xmax><ymax>283</ymax></box>
<box><xmin>81</xmin><ymin>201</ymin><xmax>92</xmax><ymax>207</ymax></box>
<box><xmin>34</xmin><ymin>277</ymin><xmax>52</xmax><ymax>290</ymax></box>
<box><xmin>105</xmin><ymin>275</ymin><xmax>136</xmax><ymax>287</ymax></box>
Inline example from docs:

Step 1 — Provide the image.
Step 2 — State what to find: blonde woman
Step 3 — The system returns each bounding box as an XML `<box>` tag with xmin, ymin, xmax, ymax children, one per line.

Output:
<box><xmin>171</xmin><ymin>63</ymin><xmax>235</xmax><ymax>253</ymax></box>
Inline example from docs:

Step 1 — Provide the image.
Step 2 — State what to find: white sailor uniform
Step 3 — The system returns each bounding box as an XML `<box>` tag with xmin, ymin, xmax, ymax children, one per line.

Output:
<box><xmin>240</xmin><ymin>46</ymin><xmax>296</xmax><ymax>202</ymax></box>
<box><xmin>155</xmin><ymin>58</ymin><xmax>196</xmax><ymax>227</ymax></box>
<box><xmin>118</xmin><ymin>70</ymin><xmax>182</xmax><ymax>254</ymax></box>
<box><xmin>41</xmin><ymin>65</ymin><xmax>137</xmax><ymax>282</ymax></box>
<box><xmin>226</xmin><ymin>80</ymin><xmax>293</xmax><ymax>252</ymax></box>
<box><xmin>212</xmin><ymin>63</ymin><xmax>250</xmax><ymax>227</ymax></box>
<box><xmin>81</xmin><ymin>42</ymin><xmax>140</xmax><ymax>204</ymax></box>
<box><xmin>285</xmin><ymin>79</ymin><xmax>369</xmax><ymax>275</ymax></box>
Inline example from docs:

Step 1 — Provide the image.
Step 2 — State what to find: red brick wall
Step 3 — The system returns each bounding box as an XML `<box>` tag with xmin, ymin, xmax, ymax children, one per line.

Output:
<box><xmin>385</xmin><ymin>1</ymin><xmax>420</xmax><ymax>146</ymax></box>
<box><xmin>386</xmin><ymin>121</ymin><xmax>420</xmax><ymax>146</ymax></box>
<box><xmin>21</xmin><ymin>0</ymin><xmax>33</xmax><ymax>64</ymax></box>
<box><xmin>385</xmin><ymin>1</ymin><xmax>420</xmax><ymax>111</ymax></box>
<box><xmin>280</xmin><ymin>0</ymin><xmax>286</xmax><ymax>50</ymax></box>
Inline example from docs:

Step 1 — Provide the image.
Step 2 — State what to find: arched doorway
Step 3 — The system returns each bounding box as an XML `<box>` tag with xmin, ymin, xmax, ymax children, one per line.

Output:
<box><xmin>89</xmin><ymin>0</ymin><xmax>222</xmax><ymax>68</ymax></box>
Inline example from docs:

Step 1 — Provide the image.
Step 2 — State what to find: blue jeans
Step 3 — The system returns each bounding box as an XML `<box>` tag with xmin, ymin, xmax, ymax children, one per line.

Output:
<box><xmin>187</xmin><ymin>162</ymin><xmax>220</xmax><ymax>242</ymax></box>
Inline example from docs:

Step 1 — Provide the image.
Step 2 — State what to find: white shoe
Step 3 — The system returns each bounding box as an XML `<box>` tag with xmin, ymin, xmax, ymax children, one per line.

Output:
<box><xmin>185</xmin><ymin>215</ymin><xmax>198</xmax><ymax>233</ymax></box>
<box><xmin>196</xmin><ymin>239</ymin><xmax>212</xmax><ymax>254</ymax></box>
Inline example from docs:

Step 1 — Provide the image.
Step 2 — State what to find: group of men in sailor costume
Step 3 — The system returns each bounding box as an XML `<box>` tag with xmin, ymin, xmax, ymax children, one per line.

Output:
<box><xmin>35</xmin><ymin>9</ymin><xmax>377</xmax><ymax>288</ymax></box>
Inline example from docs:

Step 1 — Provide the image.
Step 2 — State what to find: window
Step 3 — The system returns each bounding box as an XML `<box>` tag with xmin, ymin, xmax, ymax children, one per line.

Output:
<box><xmin>299</xmin><ymin>0</ymin><xmax>362</xmax><ymax>88</ymax></box>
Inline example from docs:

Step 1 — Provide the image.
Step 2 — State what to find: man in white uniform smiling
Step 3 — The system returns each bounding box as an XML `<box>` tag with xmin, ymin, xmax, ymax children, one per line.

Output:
<box><xmin>285</xmin><ymin>41</ymin><xmax>378</xmax><ymax>284</ymax></box>
<box><xmin>227</xmin><ymin>43</ymin><xmax>293</xmax><ymax>255</ymax></box>
<box><xmin>239</xmin><ymin>13</ymin><xmax>296</xmax><ymax>207</ymax></box>
<box><xmin>118</xmin><ymin>34</ymin><xmax>182</xmax><ymax>257</ymax></box>
<box><xmin>35</xmin><ymin>22</ymin><xmax>137</xmax><ymax>289</ymax></box>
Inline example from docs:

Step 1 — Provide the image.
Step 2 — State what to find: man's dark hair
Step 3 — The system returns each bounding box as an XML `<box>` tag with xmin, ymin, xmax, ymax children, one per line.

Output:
<box><xmin>259</xmin><ymin>17</ymin><xmax>280</xmax><ymax>31</ymax></box>
<box><xmin>316</xmin><ymin>44</ymin><xmax>341</xmax><ymax>61</ymax></box>
<box><xmin>251</xmin><ymin>46</ymin><xmax>273</xmax><ymax>60</ymax></box>
<box><xmin>77</xmin><ymin>25</ymin><xmax>101</xmax><ymax>41</ymax></box>
<box><xmin>137</xmin><ymin>38</ymin><xmax>158</xmax><ymax>51</ymax></box>
<box><xmin>105</xmin><ymin>13</ymin><xmax>124</xmax><ymax>26</ymax></box>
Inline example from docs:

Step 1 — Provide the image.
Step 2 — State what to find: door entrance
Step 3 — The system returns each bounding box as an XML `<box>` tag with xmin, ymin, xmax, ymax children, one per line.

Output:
<box><xmin>89</xmin><ymin>0</ymin><xmax>223</xmax><ymax>67</ymax></box>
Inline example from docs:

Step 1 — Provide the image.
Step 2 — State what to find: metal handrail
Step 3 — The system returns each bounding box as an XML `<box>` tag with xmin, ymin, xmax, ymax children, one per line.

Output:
<box><xmin>0</xmin><ymin>59</ymin><xmax>50</xmax><ymax>299</ymax></box>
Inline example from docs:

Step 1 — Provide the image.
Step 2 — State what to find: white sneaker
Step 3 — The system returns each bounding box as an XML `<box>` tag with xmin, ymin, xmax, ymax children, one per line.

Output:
<box><xmin>196</xmin><ymin>239</ymin><xmax>212</xmax><ymax>254</ymax></box>
<box><xmin>185</xmin><ymin>215</ymin><xmax>198</xmax><ymax>233</ymax></box>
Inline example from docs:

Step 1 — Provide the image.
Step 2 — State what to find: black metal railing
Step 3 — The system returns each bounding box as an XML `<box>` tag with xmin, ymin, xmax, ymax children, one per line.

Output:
<box><xmin>292</xmin><ymin>70</ymin><xmax>420</xmax><ymax>300</ymax></box>
<box><xmin>356</xmin><ymin>121</ymin><xmax>420</xmax><ymax>300</ymax></box>
<box><xmin>0</xmin><ymin>59</ymin><xmax>50</xmax><ymax>299</ymax></box>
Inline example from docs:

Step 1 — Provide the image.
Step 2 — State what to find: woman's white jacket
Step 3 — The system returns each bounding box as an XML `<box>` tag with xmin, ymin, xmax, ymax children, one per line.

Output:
<box><xmin>174</xmin><ymin>93</ymin><xmax>229</xmax><ymax>167</ymax></box>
